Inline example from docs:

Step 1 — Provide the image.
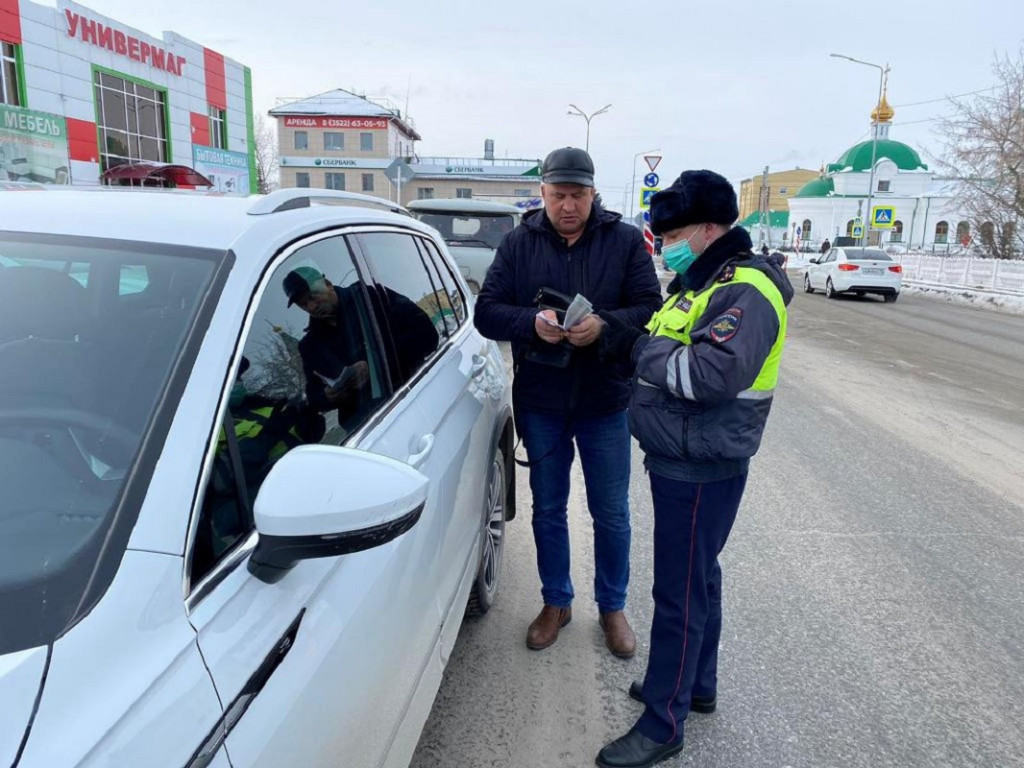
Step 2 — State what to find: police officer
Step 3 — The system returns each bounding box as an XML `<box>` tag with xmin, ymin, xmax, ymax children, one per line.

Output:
<box><xmin>596</xmin><ymin>170</ymin><xmax>793</xmax><ymax>768</ymax></box>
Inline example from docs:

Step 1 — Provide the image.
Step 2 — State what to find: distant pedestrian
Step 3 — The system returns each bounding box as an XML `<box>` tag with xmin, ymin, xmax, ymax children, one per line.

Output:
<box><xmin>820</xmin><ymin>238</ymin><xmax>831</xmax><ymax>254</ymax></box>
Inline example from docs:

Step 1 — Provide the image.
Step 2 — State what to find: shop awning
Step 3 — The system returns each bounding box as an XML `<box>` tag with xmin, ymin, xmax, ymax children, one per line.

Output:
<box><xmin>100</xmin><ymin>163</ymin><xmax>213</xmax><ymax>187</ymax></box>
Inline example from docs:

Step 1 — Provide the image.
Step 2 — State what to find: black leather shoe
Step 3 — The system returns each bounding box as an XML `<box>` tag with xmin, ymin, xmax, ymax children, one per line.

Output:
<box><xmin>596</xmin><ymin>726</ymin><xmax>684</xmax><ymax>768</ymax></box>
<box><xmin>628</xmin><ymin>680</ymin><xmax>716</xmax><ymax>713</ymax></box>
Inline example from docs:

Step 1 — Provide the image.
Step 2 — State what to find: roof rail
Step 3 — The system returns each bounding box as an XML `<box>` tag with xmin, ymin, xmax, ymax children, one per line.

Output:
<box><xmin>247</xmin><ymin>189</ymin><xmax>410</xmax><ymax>216</ymax></box>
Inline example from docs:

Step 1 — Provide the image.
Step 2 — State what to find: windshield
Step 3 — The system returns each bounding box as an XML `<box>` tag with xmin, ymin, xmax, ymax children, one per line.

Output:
<box><xmin>0</xmin><ymin>234</ymin><xmax>224</xmax><ymax>654</ymax></box>
<box><xmin>414</xmin><ymin>212</ymin><xmax>516</xmax><ymax>249</ymax></box>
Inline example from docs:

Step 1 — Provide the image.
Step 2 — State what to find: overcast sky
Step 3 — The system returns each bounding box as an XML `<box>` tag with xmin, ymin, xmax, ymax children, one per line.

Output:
<box><xmin>69</xmin><ymin>0</ymin><xmax>1022</xmax><ymax>211</ymax></box>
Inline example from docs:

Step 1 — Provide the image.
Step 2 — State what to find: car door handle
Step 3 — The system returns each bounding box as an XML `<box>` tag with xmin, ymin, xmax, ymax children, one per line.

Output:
<box><xmin>470</xmin><ymin>354</ymin><xmax>488</xmax><ymax>378</ymax></box>
<box><xmin>408</xmin><ymin>433</ymin><xmax>435</xmax><ymax>468</ymax></box>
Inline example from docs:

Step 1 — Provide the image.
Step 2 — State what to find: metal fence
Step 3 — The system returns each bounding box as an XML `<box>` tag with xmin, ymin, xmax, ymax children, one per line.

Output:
<box><xmin>896</xmin><ymin>253</ymin><xmax>1024</xmax><ymax>294</ymax></box>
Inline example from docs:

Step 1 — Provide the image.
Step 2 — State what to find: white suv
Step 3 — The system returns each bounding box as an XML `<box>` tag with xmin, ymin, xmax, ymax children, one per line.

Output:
<box><xmin>0</xmin><ymin>188</ymin><xmax>514</xmax><ymax>768</ymax></box>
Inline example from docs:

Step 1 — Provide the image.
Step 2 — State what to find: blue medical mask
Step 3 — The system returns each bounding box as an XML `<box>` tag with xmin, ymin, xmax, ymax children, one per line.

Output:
<box><xmin>661</xmin><ymin>237</ymin><xmax>698</xmax><ymax>274</ymax></box>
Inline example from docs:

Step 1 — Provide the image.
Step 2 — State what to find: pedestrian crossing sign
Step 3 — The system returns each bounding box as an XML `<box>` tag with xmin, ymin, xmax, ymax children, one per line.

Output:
<box><xmin>640</xmin><ymin>187</ymin><xmax>660</xmax><ymax>210</ymax></box>
<box><xmin>852</xmin><ymin>225</ymin><xmax>864</xmax><ymax>239</ymax></box>
<box><xmin>871</xmin><ymin>206</ymin><xmax>896</xmax><ymax>229</ymax></box>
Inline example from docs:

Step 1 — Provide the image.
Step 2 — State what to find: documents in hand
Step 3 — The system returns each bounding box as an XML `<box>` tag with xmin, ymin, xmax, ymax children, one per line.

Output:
<box><xmin>537</xmin><ymin>293</ymin><xmax>593</xmax><ymax>331</ymax></box>
<box><xmin>315</xmin><ymin>366</ymin><xmax>357</xmax><ymax>391</ymax></box>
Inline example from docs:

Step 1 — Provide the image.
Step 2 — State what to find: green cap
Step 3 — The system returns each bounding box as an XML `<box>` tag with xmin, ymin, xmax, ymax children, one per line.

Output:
<box><xmin>282</xmin><ymin>266</ymin><xmax>324</xmax><ymax>307</ymax></box>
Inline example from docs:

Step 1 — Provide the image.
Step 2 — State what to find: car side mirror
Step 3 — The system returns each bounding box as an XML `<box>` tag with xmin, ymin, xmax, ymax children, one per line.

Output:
<box><xmin>809</xmin><ymin>257</ymin><xmax>819</xmax><ymax>264</ymax></box>
<box><xmin>247</xmin><ymin>445</ymin><xmax>428</xmax><ymax>583</ymax></box>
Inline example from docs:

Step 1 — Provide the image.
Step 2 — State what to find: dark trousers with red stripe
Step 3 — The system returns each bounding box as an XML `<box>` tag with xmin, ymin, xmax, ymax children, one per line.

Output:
<box><xmin>636</xmin><ymin>471</ymin><xmax>748</xmax><ymax>744</ymax></box>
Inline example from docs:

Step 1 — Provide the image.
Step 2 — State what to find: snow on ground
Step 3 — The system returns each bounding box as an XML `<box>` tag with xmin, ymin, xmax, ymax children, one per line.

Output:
<box><xmin>656</xmin><ymin>254</ymin><xmax>1024</xmax><ymax>316</ymax></box>
<box><xmin>899</xmin><ymin>282</ymin><xmax>1024</xmax><ymax>315</ymax></box>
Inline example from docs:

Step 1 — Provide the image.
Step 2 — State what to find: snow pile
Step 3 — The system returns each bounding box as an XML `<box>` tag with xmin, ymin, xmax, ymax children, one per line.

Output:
<box><xmin>901</xmin><ymin>282</ymin><xmax>1024</xmax><ymax>315</ymax></box>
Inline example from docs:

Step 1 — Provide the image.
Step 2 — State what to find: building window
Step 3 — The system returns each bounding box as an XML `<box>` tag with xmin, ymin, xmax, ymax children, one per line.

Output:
<box><xmin>417</xmin><ymin>187</ymin><xmax>434</xmax><ymax>200</ymax></box>
<box><xmin>294</xmin><ymin>131</ymin><xmax>308</xmax><ymax>150</ymax></box>
<box><xmin>956</xmin><ymin>221</ymin><xmax>970</xmax><ymax>245</ymax></box>
<box><xmin>361</xmin><ymin>173</ymin><xmax>374</xmax><ymax>192</ymax></box>
<box><xmin>93</xmin><ymin>71</ymin><xmax>168</xmax><ymax>172</ymax></box>
<box><xmin>514</xmin><ymin>188</ymin><xmax>531</xmax><ymax>197</ymax></box>
<box><xmin>877</xmin><ymin>180</ymin><xmax>891</xmax><ymax>192</ymax></box>
<box><xmin>456</xmin><ymin>188</ymin><xmax>472</xmax><ymax>199</ymax></box>
<box><xmin>324</xmin><ymin>132</ymin><xmax>344</xmax><ymax>151</ymax></box>
<box><xmin>208</xmin><ymin>106</ymin><xmax>227</xmax><ymax>150</ymax></box>
<box><xmin>935</xmin><ymin>220</ymin><xmax>949</xmax><ymax>244</ymax></box>
<box><xmin>891</xmin><ymin>220</ymin><xmax>904</xmax><ymax>242</ymax></box>
<box><xmin>1</xmin><ymin>42</ymin><xmax>21</xmax><ymax>106</ymax></box>
<box><xmin>295</xmin><ymin>172</ymin><xmax>310</xmax><ymax>188</ymax></box>
<box><xmin>802</xmin><ymin>219</ymin><xmax>812</xmax><ymax>239</ymax></box>
<box><xmin>360</xmin><ymin>132</ymin><xmax>373</xmax><ymax>151</ymax></box>
<box><xmin>778</xmin><ymin>187</ymin><xmax>788</xmax><ymax>194</ymax></box>
<box><xmin>846</xmin><ymin>220</ymin><xmax>856</xmax><ymax>236</ymax></box>
<box><xmin>325</xmin><ymin>172</ymin><xmax>345</xmax><ymax>191</ymax></box>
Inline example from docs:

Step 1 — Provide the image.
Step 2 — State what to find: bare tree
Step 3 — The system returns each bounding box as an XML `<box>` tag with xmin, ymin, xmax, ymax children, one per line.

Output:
<box><xmin>937</xmin><ymin>47</ymin><xmax>1024</xmax><ymax>259</ymax></box>
<box><xmin>254</xmin><ymin>115</ymin><xmax>280</xmax><ymax>195</ymax></box>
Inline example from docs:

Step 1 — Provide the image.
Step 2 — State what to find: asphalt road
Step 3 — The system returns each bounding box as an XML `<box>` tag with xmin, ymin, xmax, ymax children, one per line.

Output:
<box><xmin>410</xmin><ymin>287</ymin><xmax>1024</xmax><ymax>768</ymax></box>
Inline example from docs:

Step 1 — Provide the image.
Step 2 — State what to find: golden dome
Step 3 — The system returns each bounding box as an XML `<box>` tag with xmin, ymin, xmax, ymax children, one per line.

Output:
<box><xmin>872</xmin><ymin>90</ymin><xmax>895</xmax><ymax>123</ymax></box>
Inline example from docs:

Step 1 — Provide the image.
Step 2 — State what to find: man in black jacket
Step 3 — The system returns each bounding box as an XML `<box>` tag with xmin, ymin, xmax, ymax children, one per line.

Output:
<box><xmin>474</xmin><ymin>147</ymin><xmax>662</xmax><ymax>657</ymax></box>
<box><xmin>282</xmin><ymin>266</ymin><xmax>438</xmax><ymax>433</ymax></box>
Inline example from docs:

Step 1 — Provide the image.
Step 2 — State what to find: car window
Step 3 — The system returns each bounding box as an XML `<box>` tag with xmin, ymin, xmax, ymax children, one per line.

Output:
<box><xmin>824</xmin><ymin>250</ymin><xmax>838</xmax><ymax>263</ymax></box>
<box><xmin>0</xmin><ymin>233</ymin><xmax>224</xmax><ymax>655</ymax></box>
<box><xmin>351</xmin><ymin>232</ymin><xmax>443</xmax><ymax>388</ymax></box>
<box><xmin>189</xmin><ymin>235</ymin><xmax>389</xmax><ymax>587</ymax></box>
<box><xmin>419</xmin><ymin>236</ymin><xmax>467</xmax><ymax>328</ymax></box>
<box><xmin>412</xmin><ymin>236</ymin><xmax>466</xmax><ymax>339</ymax></box>
<box><xmin>413</xmin><ymin>213</ymin><xmax>515</xmax><ymax>249</ymax></box>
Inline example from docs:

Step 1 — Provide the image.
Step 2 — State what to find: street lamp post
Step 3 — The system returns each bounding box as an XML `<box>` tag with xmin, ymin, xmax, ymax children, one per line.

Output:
<box><xmin>830</xmin><ymin>53</ymin><xmax>890</xmax><ymax>246</ymax></box>
<box><xmin>629</xmin><ymin>148</ymin><xmax>660</xmax><ymax>224</ymax></box>
<box><xmin>567</xmin><ymin>103</ymin><xmax>611</xmax><ymax>153</ymax></box>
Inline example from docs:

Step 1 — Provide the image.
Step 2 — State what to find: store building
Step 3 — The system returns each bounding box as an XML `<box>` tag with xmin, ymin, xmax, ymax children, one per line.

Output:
<box><xmin>0</xmin><ymin>0</ymin><xmax>257</xmax><ymax>190</ymax></box>
<box><xmin>271</xmin><ymin>89</ymin><xmax>540</xmax><ymax>205</ymax></box>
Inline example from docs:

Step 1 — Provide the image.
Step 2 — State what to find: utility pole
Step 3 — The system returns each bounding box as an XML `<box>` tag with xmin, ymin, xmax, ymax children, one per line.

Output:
<box><xmin>759</xmin><ymin>165</ymin><xmax>770</xmax><ymax>248</ymax></box>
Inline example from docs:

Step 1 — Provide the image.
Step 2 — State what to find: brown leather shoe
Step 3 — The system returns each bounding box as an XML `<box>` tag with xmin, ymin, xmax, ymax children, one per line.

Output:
<box><xmin>526</xmin><ymin>605</ymin><xmax>572</xmax><ymax>650</ymax></box>
<box><xmin>599</xmin><ymin>611</ymin><xmax>636</xmax><ymax>659</ymax></box>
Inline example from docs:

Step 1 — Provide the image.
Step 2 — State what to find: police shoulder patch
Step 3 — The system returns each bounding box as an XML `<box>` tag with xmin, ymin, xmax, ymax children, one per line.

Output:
<box><xmin>709</xmin><ymin>307</ymin><xmax>743</xmax><ymax>343</ymax></box>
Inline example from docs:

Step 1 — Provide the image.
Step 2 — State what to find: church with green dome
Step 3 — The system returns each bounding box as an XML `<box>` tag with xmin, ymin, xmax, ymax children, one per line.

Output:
<box><xmin>786</xmin><ymin>89</ymin><xmax>967</xmax><ymax>251</ymax></box>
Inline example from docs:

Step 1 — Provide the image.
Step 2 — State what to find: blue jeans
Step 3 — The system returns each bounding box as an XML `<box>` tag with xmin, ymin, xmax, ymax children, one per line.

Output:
<box><xmin>517</xmin><ymin>408</ymin><xmax>631</xmax><ymax>613</ymax></box>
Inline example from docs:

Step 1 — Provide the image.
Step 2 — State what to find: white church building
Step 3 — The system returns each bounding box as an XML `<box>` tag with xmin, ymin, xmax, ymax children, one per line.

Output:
<box><xmin>788</xmin><ymin>91</ymin><xmax>969</xmax><ymax>252</ymax></box>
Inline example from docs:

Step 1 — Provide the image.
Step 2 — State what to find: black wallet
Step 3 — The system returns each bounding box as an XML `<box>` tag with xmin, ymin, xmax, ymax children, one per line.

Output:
<box><xmin>525</xmin><ymin>286</ymin><xmax>575</xmax><ymax>368</ymax></box>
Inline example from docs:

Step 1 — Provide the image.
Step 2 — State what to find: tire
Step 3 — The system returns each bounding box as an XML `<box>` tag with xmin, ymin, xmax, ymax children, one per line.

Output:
<box><xmin>803</xmin><ymin>274</ymin><xmax>814</xmax><ymax>294</ymax></box>
<box><xmin>466</xmin><ymin>447</ymin><xmax>507</xmax><ymax>616</ymax></box>
<box><xmin>884</xmin><ymin>292</ymin><xmax>899</xmax><ymax>303</ymax></box>
<box><xmin>825</xmin><ymin>278</ymin><xmax>837</xmax><ymax>299</ymax></box>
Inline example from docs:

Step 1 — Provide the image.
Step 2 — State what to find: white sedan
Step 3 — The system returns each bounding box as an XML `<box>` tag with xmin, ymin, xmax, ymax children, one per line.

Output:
<box><xmin>0</xmin><ymin>188</ymin><xmax>514</xmax><ymax>768</ymax></box>
<box><xmin>804</xmin><ymin>246</ymin><xmax>903</xmax><ymax>302</ymax></box>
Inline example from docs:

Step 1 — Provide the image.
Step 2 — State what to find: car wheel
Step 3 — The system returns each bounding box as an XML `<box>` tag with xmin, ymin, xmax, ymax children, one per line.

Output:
<box><xmin>825</xmin><ymin>278</ymin><xmax>837</xmax><ymax>299</ymax></box>
<box><xmin>803</xmin><ymin>274</ymin><xmax>814</xmax><ymax>294</ymax></box>
<box><xmin>884</xmin><ymin>292</ymin><xmax>899</xmax><ymax>303</ymax></box>
<box><xmin>466</xmin><ymin>446</ymin><xmax>506</xmax><ymax>616</ymax></box>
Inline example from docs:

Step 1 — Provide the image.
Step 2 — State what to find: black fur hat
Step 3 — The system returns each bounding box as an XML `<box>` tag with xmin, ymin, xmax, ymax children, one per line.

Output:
<box><xmin>649</xmin><ymin>170</ymin><xmax>739</xmax><ymax>235</ymax></box>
